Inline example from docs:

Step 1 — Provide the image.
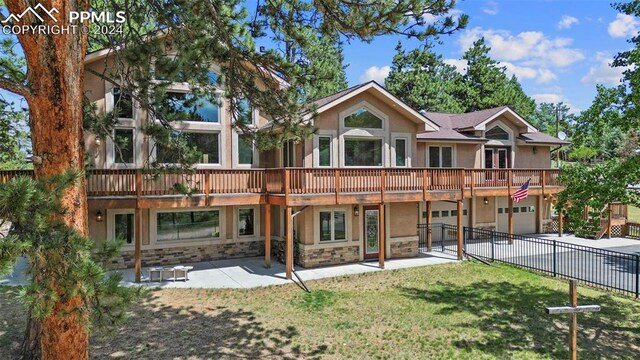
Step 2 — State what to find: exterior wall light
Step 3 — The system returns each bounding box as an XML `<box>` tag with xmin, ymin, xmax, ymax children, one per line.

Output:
<box><xmin>484</xmin><ymin>197</ymin><xmax>489</xmax><ymax>205</ymax></box>
<box><xmin>353</xmin><ymin>206</ymin><xmax>359</xmax><ymax>216</ymax></box>
<box><xmin>95</xmin><ymin>210</ymin><xmax>104</xmax><ymax>222</ymax></box>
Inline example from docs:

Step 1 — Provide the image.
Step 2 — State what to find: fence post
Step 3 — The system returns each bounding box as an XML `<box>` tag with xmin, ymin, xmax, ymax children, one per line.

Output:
<box><xmin>491</xmin><ymin>232</ymin><xmax>495</xmax><ymax>262</ymax></box>
<box><xmin>636</xmin><ymin>255</ymin><xmax>639</xmax><ymax>299</ymax></box>
<box><xmin>553</xmin><ymin>240</ymin><xmax>557</xmax><ymax>277</ymax></box>
<box><xmin>441</xmin><ymin>225</ymin><xmax>445</xmax><ymax>252</ymax></box>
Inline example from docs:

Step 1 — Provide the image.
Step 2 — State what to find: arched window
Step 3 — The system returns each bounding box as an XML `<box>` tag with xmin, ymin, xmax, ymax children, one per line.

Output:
<box><xmin>485</xmin><ymin>126</ymin><xmax>510</xmax><ymax>140</ymax></box>
<box><xmin>344</xmin><ymin>108</ymin><xmax>383</xmax><ymax>129</ymax></box>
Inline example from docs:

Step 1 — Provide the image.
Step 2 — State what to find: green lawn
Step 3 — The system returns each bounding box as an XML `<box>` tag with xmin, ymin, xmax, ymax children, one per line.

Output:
<box><xmin>2</xmin><ymin>262</ymin><xmax>640</xmax><ymax>359</ymax></box>
<box><xmin>628</xmin><ymin>206</ymin><xmax>640</xmax><ymax>223</ymax></box>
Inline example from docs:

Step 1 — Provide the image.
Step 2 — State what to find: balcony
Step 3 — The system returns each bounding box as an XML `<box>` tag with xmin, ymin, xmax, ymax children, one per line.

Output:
<box><xmin>0</xmin><ymin>168</ymin><xmax>563</xmax><ymax>207</ymax></box>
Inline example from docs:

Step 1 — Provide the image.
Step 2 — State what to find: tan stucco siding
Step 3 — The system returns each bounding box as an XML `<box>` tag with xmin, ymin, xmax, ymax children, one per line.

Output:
<box><xmin>514</xmin><ymin>145</ymin><xmax>551</xmax><ymax>168</ymax></box>
<box><xmin>390</xmin><ymin>202</ymin><xmax>418</xmax><ymax>238</ymax></box>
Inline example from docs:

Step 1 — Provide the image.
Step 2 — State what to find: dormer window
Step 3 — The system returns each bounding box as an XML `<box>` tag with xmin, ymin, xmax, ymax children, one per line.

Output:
<box><xmin>344</xmin><ymin>108</ymin><xmax>383</xmax><ymax>129</ymax></box>
<box><xmin>485</xmin><ymin>126</ymin><xmax>510</xmax><ymax>140</ymax></box>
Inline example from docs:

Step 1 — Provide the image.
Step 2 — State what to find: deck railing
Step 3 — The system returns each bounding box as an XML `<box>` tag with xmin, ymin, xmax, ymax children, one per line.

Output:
<box><xmin>0</xmin><ymin>168</ymin><xmax>564</xmax><ymax>197</ymax></box>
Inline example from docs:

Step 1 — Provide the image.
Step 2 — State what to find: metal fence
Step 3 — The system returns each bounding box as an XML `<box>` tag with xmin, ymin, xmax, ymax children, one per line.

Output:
<box><xmin>418</xmin><ymin>223</ymin><xmax>640</xmax><ymax>298</ymax></box>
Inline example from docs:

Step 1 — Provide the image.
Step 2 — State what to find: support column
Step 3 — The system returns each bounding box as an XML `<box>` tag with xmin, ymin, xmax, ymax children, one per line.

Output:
<box><xmin>134</xmin><ymin>207</ymin><xmax>142</xmax><ymax>283</ymax></box>
<box><xmin>536</xmin><ymin>195</ymin><xmax>543</xmax><ymax>234</ymax></box>
<box><xmin>285</xmin><ymin>206</ymin><xmax>293</xmax><ymax>280</ymax></box>
<box><xmin>608</xmin><ymin>203</ymin><xmax>613</xmax><ymax>239</ymax></box>
<box><xmin>508</xmin><ymin>196</ymin><xmax>514</xmax><ymax>244</ymax></box>
<box><xmin>559</xmin><ymin>206</ymin><xmax>564</xmax><ymax>237</ymax></box>
<box><xmin>426</xmin><ymin>201</ymin><xmax>432</xmax><ymax>252</ymax></box>
<box><xmin>457</xmin><ymin>199</ymin><xmax>463</xmax><ymax>260</ymax></box>
<box><xmin>264</xmin><ymin>204</ymin><xmax>271</xmax><ymax>268</ymax></box>
<box><xmin>378</xmin><ymin>203</ymin><xmax>385</xmax><ymax>269</ymax></box>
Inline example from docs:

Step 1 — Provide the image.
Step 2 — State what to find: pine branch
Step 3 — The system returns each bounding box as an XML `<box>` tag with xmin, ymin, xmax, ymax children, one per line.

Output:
<box><xmin>0</xmin><ymin>77</ymin><xmax>32</xmax><ymax>99</ymax></box>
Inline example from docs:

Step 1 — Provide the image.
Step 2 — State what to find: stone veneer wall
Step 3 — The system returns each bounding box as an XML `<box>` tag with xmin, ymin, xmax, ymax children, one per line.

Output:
<box><xmin>271</xmin><ymin>238</ymin><xmax>302</xmax><ymax>267</ymax></box>
<box><xmin>297</xmin><ymin>244</ymin><xmax>360</xmax><ymax>268</ymax></box>
<box><xmin>389</xmin><ymin>237</ymin><xmax>418</xmax><ymax>258</ymax></box>
<box><xmin>109</xmin><ymin>240</ymin><xmax>264</xmax><ymax>269</ymax></box>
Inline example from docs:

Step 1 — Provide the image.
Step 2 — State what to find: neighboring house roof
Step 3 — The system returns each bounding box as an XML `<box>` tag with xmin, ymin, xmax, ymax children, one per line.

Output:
<box><xmin>308</xmin><ymin>81</ymin><xmax>440</xmax><ymax>131</ymax></box>
<box><xmin>518</xmin><ymin>132</ymin><xmax>570</xmax><ymax>146</ymax></box>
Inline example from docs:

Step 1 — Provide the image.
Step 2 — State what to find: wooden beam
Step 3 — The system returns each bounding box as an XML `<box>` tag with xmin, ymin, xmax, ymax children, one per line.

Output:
<box><xmin>285</xmin><ymin>206</ymin><xmax>293</xmax><ymax>279</ymax></box>
<box><xmin>569</xmin><ymin>280</ymin><xmax>578</xmax><ymax>360</ymax></box>
<box><xmin>264</xmin><ymin>204</ymin><xmax>271</xmax><ymax>268</ymax></box>
<box><xmin>426</xmin><ymin>201</ymin><xmax>432</xmax><ymax>252</ymax></box>
<box><xmin>134</xmin><ymin>207</ymin><xmax>142</xmax><ymax>283</ymax></box>
<box><xmin>457</xmin><ymin>200</ymin><xmax>463</xmax><ymax>260</ymax></box>
<box><xmin>378</xmin><ymin>203</ymin><xmax>385</xmax><ymax>269</ymax></box>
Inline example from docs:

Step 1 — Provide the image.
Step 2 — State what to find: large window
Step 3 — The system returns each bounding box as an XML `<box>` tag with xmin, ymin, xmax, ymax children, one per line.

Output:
<box><xmin>156</xmin><ymin>132</ymin><xmax>219</xmax><ymax>164</ymax></box>
<box><xmin>395</xmin><ymin>138</ymin><xmax>407</xmax><ymax>167</ymax></box>
<box><xmin>319</xmin><ymin>210</ymin><xmax>347</xmax><ymax>242</ymax></box>
<box><xmin>485</xmin><ymin>126</ymin><xmax>510</xmax><ymax>140</ymax></box>
<box><xmin>156</xmin><ymin>210</ymin><xmax>220</xmax><ymax>241</ymax></box>
<box><xmin>114</xmin><ymin>213</ymin><xmax>134</xmax><ymax>244</ymax></box>
<box><xmin>318</xmin><ymin>136</ymin><xmax>332</xmax><ymax>167</ymax></box>
<box><xmin>114</xmin><ymin>128</ymin><xmax>134</xmax><ymax>164</ymax></box>
<box><xmin>238</xmin><ymin>208</ymin><xmax>255</xmax><ymax>236</ymax></box>
<box><xmin>238</xmin><ymin>134</ymin><xmax>253</xmax><ymax>165</ymax></box>
<box><xmin>283</xmin><ymin>140</ymin><xmax>296</xmax><ymax>167</ymax></box>
<box><xmin>428</xmin><ymin>146</ymin><xmax>453</xmax><ymax>168</ymax></box>
<box><xmin>113</xmin><ymin>87</ymin><xmax>133</xmax><ymax>119</ymax></box>
<box><xmin>345</xmin><ymin>138</ymin><xmax>382</xmax><ymax>166</ymax></box>
<box><xmin>344</xmin><ymin>108</ymin><xmax>383</xmax><ymax>129</ymax></box>
<box><xmin>237</xmin><ymin>98</ymin><xmax>254</xmax><ymax>125</ymax></box>
<box><xmin>162</xmin><ymin>91</ymin><xmax>220</xmax><ymax>123</ymax></box>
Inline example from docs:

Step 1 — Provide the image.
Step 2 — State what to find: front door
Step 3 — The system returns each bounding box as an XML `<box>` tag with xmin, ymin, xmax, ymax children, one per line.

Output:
<box><xmin>363</xmin><ymin>206</ymin><xmax>380</xmax><ymax>259</ymax></box>
<box><xmin>484</xmin><ymin>147</ymin><xmax>510</xmax><ymax>182</ymax></box>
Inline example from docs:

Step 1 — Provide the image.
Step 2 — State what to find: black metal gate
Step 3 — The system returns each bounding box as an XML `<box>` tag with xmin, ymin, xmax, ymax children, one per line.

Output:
<box><xmin>417</xmin><ymin>223</ymin><xmax>460</xmax><ymax>255</ymax></box>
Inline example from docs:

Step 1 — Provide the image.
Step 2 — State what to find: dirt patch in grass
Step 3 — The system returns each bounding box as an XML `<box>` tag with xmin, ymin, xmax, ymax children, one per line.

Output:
<box><xmin>1</xmin><ymin>262</ymin><xmax>640</xmax><ymax>359</ymax></box>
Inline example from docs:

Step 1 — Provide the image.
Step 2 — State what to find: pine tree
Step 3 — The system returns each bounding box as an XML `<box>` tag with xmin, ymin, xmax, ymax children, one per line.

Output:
<box><xmin>385</xmin><ymin>42</ymin><xmax>465</xmax><ymax>113</ymax></box>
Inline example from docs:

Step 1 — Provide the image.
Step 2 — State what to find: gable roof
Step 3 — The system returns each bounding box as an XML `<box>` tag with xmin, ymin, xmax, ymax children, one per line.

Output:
<box><xmin>518</xmin><ymin>132</ymin><xmax>569</xmax><ymax>146</ymax></box>
<box><xmin>422</xmin><ymin>106</ymin><xmax>537</xmax><ymax>133</ymax></box>
<box><xmin>308</xmin><ymin>81</ymin><xmax>439</xmax><ymax>131</ymax></box>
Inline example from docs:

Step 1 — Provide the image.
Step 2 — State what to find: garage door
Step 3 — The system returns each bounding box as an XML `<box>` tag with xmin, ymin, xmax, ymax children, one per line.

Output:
<box><xmin>497</xmin><ymin>196</ymin><xmax>536</xmax><ymax>234</ymax></box>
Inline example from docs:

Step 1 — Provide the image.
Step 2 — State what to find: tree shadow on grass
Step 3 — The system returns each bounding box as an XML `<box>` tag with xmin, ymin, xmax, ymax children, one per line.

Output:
<box><xmin>401</xmin><ymin>279</ymin><xmax>640</xmax><ymax>359</ymax></box>
<box><xmin>90</xmin><ymin>291</ymin><xmax>327</xmax><ymax>360</ymax></box>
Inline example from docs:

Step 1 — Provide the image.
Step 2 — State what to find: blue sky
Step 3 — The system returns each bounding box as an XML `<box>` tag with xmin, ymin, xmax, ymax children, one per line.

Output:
<box><xmin>343</xmin><ymin>0</ymin><xmax>637</xmax><ymax>113</ymax></box>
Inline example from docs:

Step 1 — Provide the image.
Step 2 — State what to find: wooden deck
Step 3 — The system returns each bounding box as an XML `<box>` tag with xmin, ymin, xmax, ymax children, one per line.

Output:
<box><xmin>0</xmin><ymin>168</ymin><xmax>563</xmax><ymax>207</ymax></box>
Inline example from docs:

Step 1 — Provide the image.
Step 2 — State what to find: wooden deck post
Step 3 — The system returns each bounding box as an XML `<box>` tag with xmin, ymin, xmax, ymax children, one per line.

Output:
<box><xmin>285</xmin><ymin>206</ymin><xmax>293</xmax><ymax>280</ymax></box>
<box><xmin>426</xmin><ymin>201</ymin><xmax>432</xmax><ymax>252</ymax></box>
<box><xmin>536</xmin><ymin>195</ymin><xmax>543</xmax><ymax>234</ymax></box>
<box><xmin>264</xmin><ymin>204</ymin><xmax>271</xmax><ymax>268</ymax></box>
<box><xmin>608</xmin><ymin>203</ymin><xmax>613</xmax><ymax>239</ymax></box>
<box><xmin>378</xmin><ymin>203</ymin><xmax>385</xmax><ymax>269</ymax></box>
<box><xmin>457</xmin><ymin>199</ymin><xmax>463</xmax><ymax>260</ymax></box>
<box><xmin>507</xmin><ymin>169</ymin><xmax>514</xmax><ymax>244</ymax></box>
<box><xmin>569</xmin><ymin>280</ymin><xmax>578</xmax><ymax>360</ymax></box>
<box><xmin>335</xmin><ymin>169</ymin><xmax>341</xmax><ymax>205</ymax></box>
<box><xmin>204</xmin><ymin>170</ymin><xmax>211</xmax><ymax>206</ymax></box>
<box><xmin>134</xmin><ymin>169</ymin><xmax>142</xmax><ymax>283</ymax></box>
<box><xmin>559</xmin><ymin>206</ymin><xmax>564</xmax><ymax>237</ymax></box>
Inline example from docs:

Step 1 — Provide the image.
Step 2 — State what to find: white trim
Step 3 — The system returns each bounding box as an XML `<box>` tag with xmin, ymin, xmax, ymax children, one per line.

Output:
<box><xmin>341</xmin><ymin>136</ymin><xmax>386</xmax><ymax>168</ymax></box>
<box><xmin>391</xmin><ymin>133</ymin><xmax>412</xmax><ymax>167</ymax></box>
<box><xmin>150</xmin><ymin>129</ymin><xmax>224</xmax><ymax>168</ymax></box>
<box><xmin>483</xmin><ymin>120</ymin><xmax>516</xmax><ymax>168</ymax></box>
<box><xmin>107</xmin><ymin>126</ymin><xmax>140</xmax><ymax>168</ymax></box>
<box><xmin>426</xmin><ymin>144</ymin><xmax>456</xmax><ymax>168</ymax></box>
<box><xmin>150</xmin><ymin>207</ymin><xmax>225</xmax><ymax>246</ymax></box>
<box><xmin>340</xmin><ymin>100</ymin><xmax>389</xmax><ymax>132</ymax></box>
<box><xmin>310</xmin><ymin>82</ymin><xmax>439</xmax><ymax>131</ymax></box>
<box><xmin>106</xmin><ymin>209</ymin><xmax>136</xmax><ymax>250</ymax></box>
<box><xmin>314</xmin><ymin>206</ymin><xmax>352</xmax><ymax>245</ymax></box>
<box><xmin>312</xmin><ymin>130</ymin><xmax>338</xmax><ymax>167</ymax></box>
<box><xmin>339</xmin><ymin>101</ymin><xmax>389</xmax><ymax>167</ymax></box>
<box><xmin>472</xmin><ymin>107</ymin><xmax>537</xmax><ymax>132</ymax></box>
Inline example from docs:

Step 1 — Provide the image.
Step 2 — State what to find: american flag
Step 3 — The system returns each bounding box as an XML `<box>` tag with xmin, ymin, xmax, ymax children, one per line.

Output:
<box><xmin>512</xmin><ymin>178</ymin><xmax>531</xmax><ymax>203</ymax></box>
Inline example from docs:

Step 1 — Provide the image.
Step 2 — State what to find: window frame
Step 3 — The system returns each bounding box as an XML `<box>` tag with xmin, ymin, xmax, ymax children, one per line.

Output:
<box><xmin>233</xmin><ymin>131</ymin><xmax>257</xmax><ymax>168</ymax></box>
<box><xmin>107</xmin><ymin>209</ymin><xmax>136</xmax><ymax>249</ymax></box>
<box><xmin>237</xmin><ymin>207</ymin><xmax>257</xmax><ymax>238</ymax></box>
<box><xmin>343</xmin><ymin>136</ymin><xmax>384</xmax><ymax>167</ymax></box>
<box><xmin>153</xmin><ymin>208</ymin><xmax>223</xmax><ymax>244</ymax></box>
<box><xmin>318</xmin><ymin>209</ymin><xmax>348</xmax><ymax>243</ymax></box>
<box><xmin>161</xmin><ymin>89</ymin><xmax>222</xmax><ymax>124</ymax></box>
<box><xmin>152</xmin><ymin>130</ymin><xmax>222</xmax><ymax>168</ymax></box>
<box><xmin>427</xmin><ymin>145</ymin><xmax>455</xmax><ymax>168</ymax></box>
<box><xmin>112</xmin><ymin>127</ymin><xmax>136</xmax><ymax>166</ymax></box>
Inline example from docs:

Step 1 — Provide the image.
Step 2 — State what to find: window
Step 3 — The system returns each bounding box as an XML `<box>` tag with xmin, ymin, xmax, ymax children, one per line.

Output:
<box><xmin>156</xmin><ymin>132</ymin><xmax>219</xmax><ymax>164</ymax></box>
<box><xmin>161</xmin><ymin>91</ymin><xmax>220</xmax><ymax>123</ymax></box>
<box><xmin>441</xmin><ymin>210</ymin><xmax>450</xmax><ymax>217</ymax></box>
<box><xmin>319</xmin><ymin>210</ymin><xmax>347</xmax><ymax>242</ymax></box>
<box><xmin>529</xmin><ymin>206</ymin><xmax>536</xmax><ymax>213</ymax></box>
<box><xmin>237</xmin><ymin>98</ymin><xmax>254</xmax><ymax>125</ymax></box>
<box><xmin>395</xmin><ymin>138</ymin><xmax>407</xmax><ymax>167</ymax></box>
<box><xmin>451</xmin><ymin>210</ymin><xmax>457</xmax><ymax>216</ymax></box>
<box><xmin>428</xmin><ymin>146</ymin><xmax>453</xmax><ymax>168</ymax></box>
<box><xmin>344</xmin><ymin>108</ymin><xmax>383</xmax><ymax>128</ymax></box>
<box><xmin>514</xmin><ymin>207</ymin><xmax>520</xmax><ymax>213</ymax></box>
<box><xmin>344</xmin><ymin>138</ymin><xmax>382</xmax><ymax>166</ymax></box>
<box><xmin>318</xmin><ymin>136</ymin><xmax>332</xmax><ymax>167</ymax></box>
<box><xmin>207</xmin><ymin>70</ymin><xmax>219</xmax><ymax>85</ymax></box>
<box><xmin>238</xmin><ymin>134</ymin><xmax>253</xmax><ymax>165</ymax></box>
<box><xmin>463</xmin><ymin>209</ymin><xmax>468</xmax><ymax>216</ymax></box>
<box><xmin>157</xmin><ymin>210</ymin><xmax>220</xmax><ymax>241</ymax></box>
<box><xmin>520</xmin><ymin>206</ymin><xmax>528</xmax><ymax>213</ymax></box>
<box><xmin>283</xmin><ymin>140</ymin><xmax>296</xmax><ymax>167</ymax></box>
<box><xmin>238</xmin><ymin>208</ymin><xmax>255</xmax><ymax>236</ymax></box>
<box><xmin>485</xmin><ymin>126</ymin><xmax>510</xmax><ymax>140</ymax></box>
<box><xmin>114</xmin><ymin>129</ymin><xmax>134</xmax><ymax>164</ymax></box>
<box><xmin>113</xmin><ymin>87</ymin><xmax>133</xmax><ymax>119</ymax></box>
<box><xmin>498</xmin><ymin>208</ymin><xmax>503</xmax><ymax>214</ymax></box>
<box><xmin>432</xmin><ymin>211</ymin><xmax>440</xmax><ymax>218</ymax></box>
<box><xmin>114</xmin><ymin>213</ymin><xmax>134</xmax><ymax>244</ymax></box>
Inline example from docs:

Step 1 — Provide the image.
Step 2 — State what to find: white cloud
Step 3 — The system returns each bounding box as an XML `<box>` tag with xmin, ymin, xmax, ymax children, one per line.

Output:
<box><xmin>422</xmin><ymin>9</ymin><xmax>463</xmax><ymax>24</ymax></box>
<box><xmin>502</xmin><ymin>62</ymin><xmax>557</xmax><ymax>83</ymax></box>
<box><xmin>483</xmin><ymin>1</ymin><xmax>499</xmax><ymax>15</ymax></box>
<box><xmin>531</xmin><ymin>93</ymin><xmax>580</xmax><ymax>113</ymax></box>
<box><xmin>581</xmin><ymin>52</ymin><xmax>629</xmax><ymax>85</ymax></box>
<box><xmin>558</xmin><ymin>15</ymin><xmax>579</xmax><ymax>30</ymax></box>
<box><xmin>443</xmin><ymin>59</ymin><xmax>468</xmax><ymax>75</ymax></box>
<box><xmin>360</xmin><ymin>65</ymin><xmax>391</xmax><ymax>84</ymax></box>
<box><xmin>458</xmin><ymin>27</ymin><xmax>584</xmax><ymax>68</ymax></box>
<box><xmin>608</xmin><ymin>13</ymin><xmax>639</xmax><ymax>38</ymax></box>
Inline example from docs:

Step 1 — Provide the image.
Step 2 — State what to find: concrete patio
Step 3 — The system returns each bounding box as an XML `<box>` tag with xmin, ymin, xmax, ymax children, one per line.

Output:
<box><xmin>1</xmin><ymin>253</ymin><xmax>458</xmax><ymax>289</ymax></box>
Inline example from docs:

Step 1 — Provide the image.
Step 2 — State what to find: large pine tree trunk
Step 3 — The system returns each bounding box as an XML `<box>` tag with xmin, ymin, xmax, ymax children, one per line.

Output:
<box><xmin>6</xmin><ymin>1</ymin><xmax>91</xmax><ymax>359</ymax></box>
